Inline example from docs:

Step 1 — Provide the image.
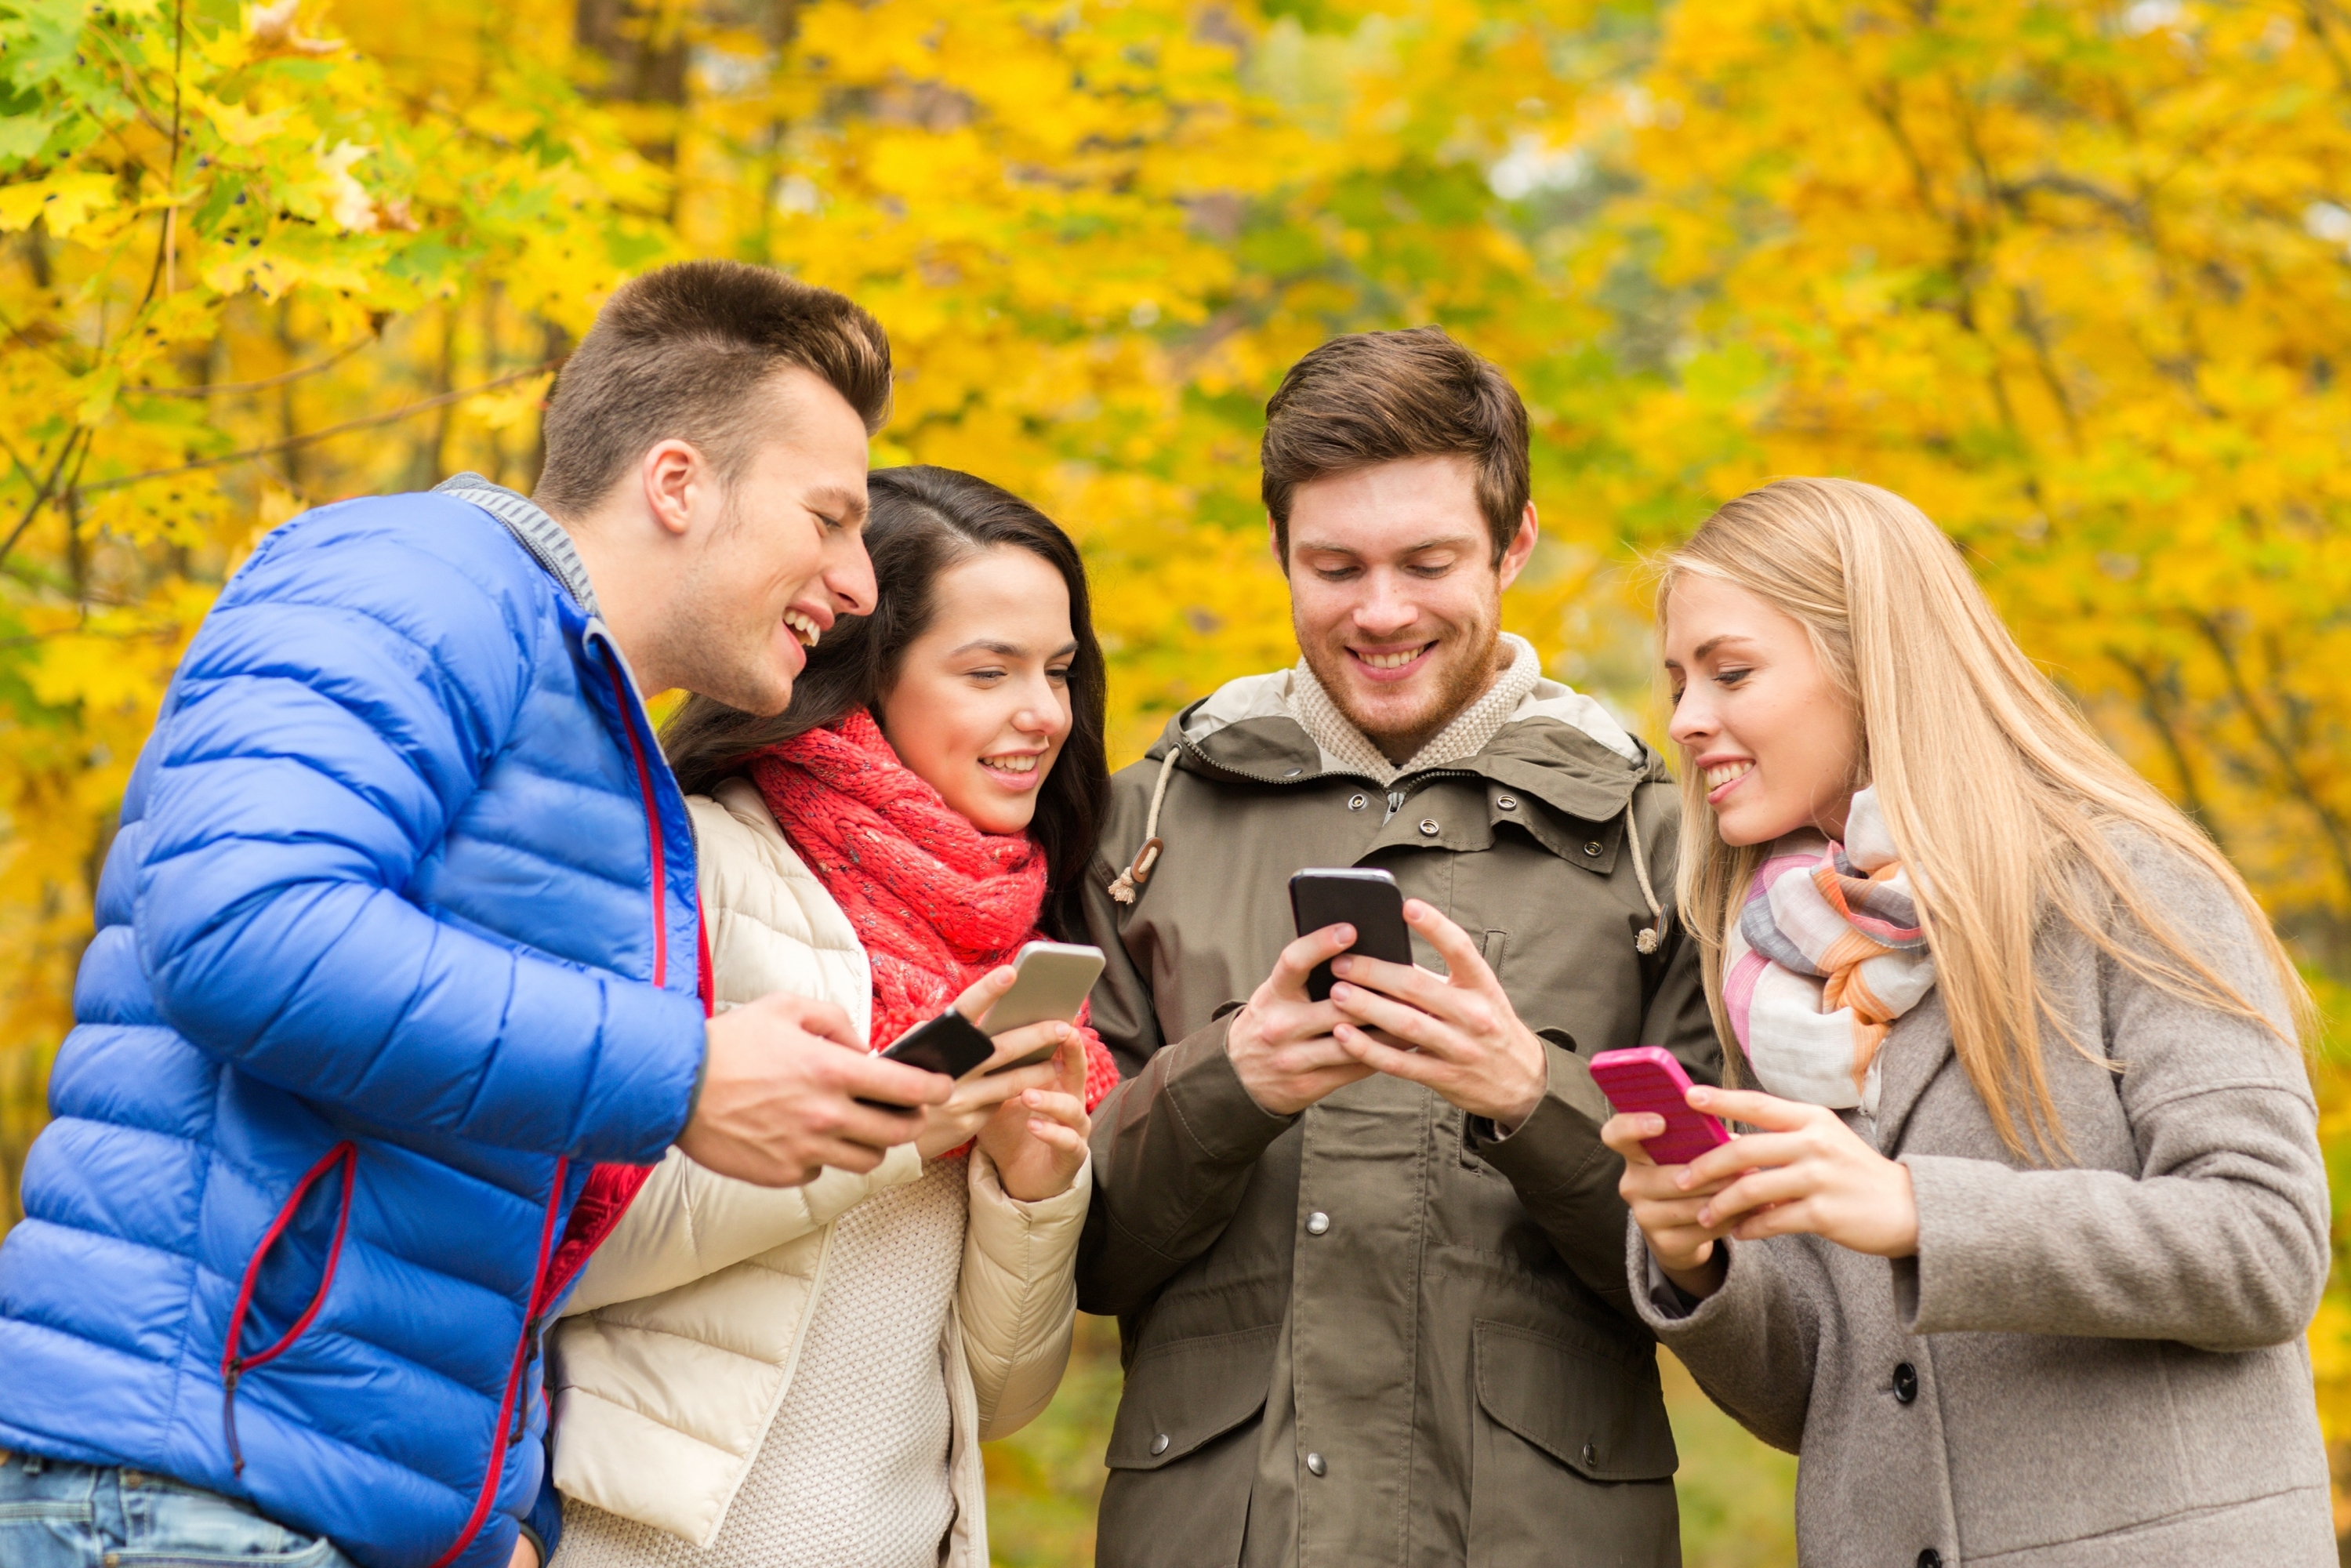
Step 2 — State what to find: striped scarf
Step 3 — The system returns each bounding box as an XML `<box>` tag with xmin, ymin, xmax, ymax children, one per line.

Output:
<box><xmin>1722</xmin><ymin>787</ymin><xmax>1935</xmax><ymax>1114</ymax></box>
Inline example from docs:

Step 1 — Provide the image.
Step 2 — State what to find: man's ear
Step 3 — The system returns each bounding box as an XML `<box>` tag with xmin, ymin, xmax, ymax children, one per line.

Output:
<box><xmin>640</xmin><ymin>438</ymin><xmax>705</xmax><ymax>539</ymax></box>
<box><xmin>1267</xmin><ymin>515</ymin><xmax>1290</xmax><ymax>577</ymax></box>
<box><xmin>1495</xmin><ymin>502</ymin><xmax>1539</xmax><ymax>591</ymax></box>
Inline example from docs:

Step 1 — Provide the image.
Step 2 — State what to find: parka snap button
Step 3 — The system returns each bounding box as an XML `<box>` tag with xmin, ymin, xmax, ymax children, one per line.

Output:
<box><xmin>1496</xmin><ymin>795</ymin><xmax>1517</xmax><ymax>810</ymax></box>
<box><xmin>1917</xmin><ymin>1552</ymin><xmax>1943</xmax><ymax>1568</ymax></box>
<box><xmin>1583</xmin><ymin>840</ymin><xmax>1602</xmax><ymax>855</ymax></box>
<box><xmin>1580</xmin><ymin>1441</ymin><xmax>1598</xmax><ymax>1467</ymax></box>
<box><xmin>1151</xmin><ymin>1432</ymin><xmax>1170</xmax><ymax>1455</ymax></box>
<box><xmin>1305</xmin><ymin>1210</ymin><xmax>1330</xmax><ymax>1236</ymax></box>
<box><xmin>1348</xmin><ymin>793</ymin><xmax>1367</xmax><ymax>811</ymax></box>
<box><xmin>1305</xmin><ymin>1451</ymin><xmax>1327</xmax><ymax>1476</ymax></box>
<box><xmin>1419</xmin><ymin>818</ymin><xmax>1439</xmax><ymax>836</ymax></box>
<box><xmin>1892</xmin><ymin>1362</ymin><xmax>1918</xmax><ymax>1403</ymax></box>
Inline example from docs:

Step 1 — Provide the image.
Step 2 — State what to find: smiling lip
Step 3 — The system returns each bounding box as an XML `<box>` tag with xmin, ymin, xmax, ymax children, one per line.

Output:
<box><xmin>1700</xmin><ymin>757</ymin><xmax>1754</xmax><ymax>805</ymax></box>
<box><xmin>980</xmin><ymin>752</ymin><xmax>1047</xmax><ymax>792</ymax></box>
<box><xmin>1348</xmin><ymin>642</ymin><xmax>1435</xmax><ymax>684</ymax></box>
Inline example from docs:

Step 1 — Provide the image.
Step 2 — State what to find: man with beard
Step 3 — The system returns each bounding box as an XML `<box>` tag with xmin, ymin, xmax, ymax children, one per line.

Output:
<box><xmin>1060</xmin><ymin>328</ymin><xmax>1720</xmax><ymax>1568</ymax></box>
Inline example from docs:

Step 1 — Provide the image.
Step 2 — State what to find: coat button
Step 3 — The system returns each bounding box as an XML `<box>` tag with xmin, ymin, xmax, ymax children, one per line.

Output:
<box><xmin>1305</xmin><ymin>1451</ymin><xmax>1326</xmax><ymax>1476</ymax></box>
<box><xmin>1917</xmin><ymin>1552</ymin><xmax>1942</xmax><ymax>1568</ymax></box>
<box><xmin>1580</xmin><ymin>1441</ymin><xmax>1598</xmax><ymax>1467</ymax></box>
<box><xmin>1305</xmin><ymin>1210</ymin><xmax>1330</xmax><ymax>1236</ymax></box>
<box><xmin>1892</xmin><ymin>1362</ymin><xmax>1918</xmax><ymax>1404</ymax></box>
<box><xmin>1583</xmin><ymin>840</ymin><xmax>1602</xmax><ymax>856</ymax></box>
<box><xmin>1496</xmin><ymin>795</ymin><xmax>1517</xmax><ymax>810</ymax></box>
<box><xmin>1419</xmin><ymin>818</ymin><xmax>1440</xmax><ymax>836</ymax></box>
<box><xmin>1348</xmin><ymin>793</ymin><xmax>1367</xmax><ymax>811</ymax></box>
<box><xmin>1151</xmin><ymin>1432</ymin><xmax>1170</xmax><ymax>1455</ymax></box>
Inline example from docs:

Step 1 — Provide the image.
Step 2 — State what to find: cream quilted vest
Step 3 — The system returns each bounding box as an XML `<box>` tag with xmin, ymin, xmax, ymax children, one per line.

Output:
<box><xmin>546</xmin><ymin>778</ymin><xmax>1087</xmax><ymax>1559</ymax></box>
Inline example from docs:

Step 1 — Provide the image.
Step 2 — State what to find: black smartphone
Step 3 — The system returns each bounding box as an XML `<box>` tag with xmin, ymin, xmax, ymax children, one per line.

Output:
<box><xmin>1289</xmin><ymin>867</ymin><xmax>1414</xmax><ymax>1002</ymax></box>
<box><xmin>858</xmin><ymin>1009</ymin><xmax>996</xmax><ymax>1107</ymax></box>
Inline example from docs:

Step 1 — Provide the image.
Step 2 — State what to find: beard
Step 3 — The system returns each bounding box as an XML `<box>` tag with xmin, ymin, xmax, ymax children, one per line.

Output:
<box><xmin>1298</xmin><ymin>612</ymin><xmax>1504</xmax><ymax>765</ymax></box>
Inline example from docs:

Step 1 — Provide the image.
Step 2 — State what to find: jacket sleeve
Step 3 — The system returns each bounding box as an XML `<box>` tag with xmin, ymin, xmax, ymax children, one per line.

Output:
<box><xmin>128</xmin><ymin>505</ymin><xmax>703</xmax><ymax>1163</ymax></box>
<box><xmin>564</xmin><ymin>1142</ymin><xmax>923</xmax><ymax>1316</ymax></box>
<box><xmin>1627</xmin><ymin>1222</ymin><xmax>1822</xmax><ymax>1454</ymax></box>
<box><xmin>1076</xmin><ymin>1012</ymin><xmax>1298</xmax><ymax>1316</ymax></box>
<box><xmin>960</xmin><ymin>1148</ymin><xmax>1091</xmax><ymax>1439</ymax></box>
<box><xmin>1893</xmin><ymin>852</ymin><xmax>2327</xmax><ymax>1351</ymax></box>
<box><xmin>1468</xmin><ymin>784</ymin><xmax>1722</xmax><ymax>1323</ymax></box>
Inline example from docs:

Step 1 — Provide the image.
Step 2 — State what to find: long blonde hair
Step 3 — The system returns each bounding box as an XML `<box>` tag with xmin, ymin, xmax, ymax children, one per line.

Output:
<box><xmin>1660</xmin><ymin>477</ymin><xmax>2309</xmax><ymax>1156</ymax></box>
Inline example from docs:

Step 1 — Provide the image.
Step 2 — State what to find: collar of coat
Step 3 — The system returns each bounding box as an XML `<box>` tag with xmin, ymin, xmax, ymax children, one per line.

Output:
<box><xmin>434</xmin><ymin>471</ymin><xmax>602</xmax><ymax>617</ymax></box>
<box><xmin>1147</xmin><ymin>659</ymin><xmax>1668</xmax><ymax>824</ymax></box>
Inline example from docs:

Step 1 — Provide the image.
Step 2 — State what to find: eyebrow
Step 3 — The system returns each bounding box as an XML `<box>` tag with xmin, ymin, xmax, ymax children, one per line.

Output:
<box><xmin>951</xmin><ymin>638</ymin><xmax>1080</xmax><ymax>658</ymax></box>
<box><xmin>1692</xmin><ymin>633</ymin><xmax>1761</xmax><ymax>661</ymax></box>
<box><xmin>807</xmin><ymin>485</ymin><xmax>868</xmax><ymax>526</ymax></box>
<box><xmin>1293</xmin><ymin>534</ymin><xmax>1479</xmax><ymax>557</ymax></box>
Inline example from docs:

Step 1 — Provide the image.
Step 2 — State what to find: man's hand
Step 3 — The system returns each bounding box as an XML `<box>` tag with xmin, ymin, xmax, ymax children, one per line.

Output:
<box><xmin>678</xmin><ymin>992</ymin><xmax>951</xmax><ymax>1186</ymax></box>
<box><xmin>1325</xmin><ymin>899</ymin><xmax>1548</xmax><ymax>1131</ymax></box>
<box><xmin>1225</xmin><ymin>924</ymin><xmax>1377</xmax><ymax>1116</ymax></box>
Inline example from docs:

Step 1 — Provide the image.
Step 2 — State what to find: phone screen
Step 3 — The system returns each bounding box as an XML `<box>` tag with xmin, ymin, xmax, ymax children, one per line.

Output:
<box><xmin>1289</xmin><ymin>868</ymin><xmax>1413</xmax><ymax>1002</ymax></box>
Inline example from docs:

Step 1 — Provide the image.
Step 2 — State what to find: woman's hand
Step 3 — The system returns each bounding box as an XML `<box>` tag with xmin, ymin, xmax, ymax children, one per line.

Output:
<box><xmin>977</xmin><ymin>1028</ymin><xmax>1093</xmax><ymax>1201</ymax></box>
<box><xmin>1672</xmin><ymin>1086</ymin><xmax>1917</xmax><ymax>1257</ymax></box>
<box><xmin>912</xmin><ymin>1021</ymin><xmax>1068</xmax><ymax>1159</ymax></box>
<box><xmin>1600</xmin><ymin>1109</ymin><xmax>1739</xmax><ymax>1301</ymax></box>
<box><xmin>910</xmin><ymin>967</ymin><xmax>1072</xmax><ymax>1160</ymax></box>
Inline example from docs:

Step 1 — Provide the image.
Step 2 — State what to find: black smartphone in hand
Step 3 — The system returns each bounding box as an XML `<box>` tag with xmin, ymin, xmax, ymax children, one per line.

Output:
<box><xmin>1289</xmin><ymin>867</ymin><xmax>1414</xmax><ymax>1002</ymax></box>
<box><xmin>858</xmin><ymin>1009</ymin><xmax>996</xmax><ymax>1107</ymax></box>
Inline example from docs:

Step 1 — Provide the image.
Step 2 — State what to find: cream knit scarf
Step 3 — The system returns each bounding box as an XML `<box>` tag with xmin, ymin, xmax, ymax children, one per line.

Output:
<box><xmin>1288</xmin><ymin>633</ymin><xmax>1544</xmax><ymax>786</ymax></box>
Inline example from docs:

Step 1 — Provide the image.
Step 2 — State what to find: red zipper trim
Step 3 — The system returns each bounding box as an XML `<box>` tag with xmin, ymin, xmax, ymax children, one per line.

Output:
<box><xmin>219</xmin><ymin>1142</ymin><xmax>358</xmax><ymax>1475</ymax></box>
<box><xmin>605</xmin><ymin>659</ymin><xmax>669</xmax><ymax>989</ymax></box>
<box><xmin>424</xmin><ymin>1156</ymin><xmax>568</xmax><ymax>1568</ymax></box>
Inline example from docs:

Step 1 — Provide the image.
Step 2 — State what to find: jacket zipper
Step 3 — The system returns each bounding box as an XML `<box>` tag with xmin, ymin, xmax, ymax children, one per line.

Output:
<box><xmin>426</xmin><ymin>640</ymin><xmax>677</xmax><ymax>1566</ymax></box>
<box><xmin>604</xmin><ymin>657</ymin><xmax>669</xmax><ymax>989</ymax></box>
<box><xmin>424</xmin><ymin>1158</ymin><xmax>568</xmax><ymax>1568</ymax></box>
<box><xmin>219</xmin><ymin>1142</ymin><xmax>359</xmax><ymax>1475</ymax></box>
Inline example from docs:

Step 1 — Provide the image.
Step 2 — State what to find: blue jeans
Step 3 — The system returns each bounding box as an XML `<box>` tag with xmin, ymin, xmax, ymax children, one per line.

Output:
<box><xmin>0</xmin><ymin>1450</ymin><xmax>357</xmax><ymax>1568</ymax></box>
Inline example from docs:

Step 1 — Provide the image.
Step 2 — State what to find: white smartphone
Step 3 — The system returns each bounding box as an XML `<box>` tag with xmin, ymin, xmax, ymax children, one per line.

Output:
<box><xmin>979</xmin><ymin>941</ymin><xmax>1106</xmax><ymax>1071</ymax></box>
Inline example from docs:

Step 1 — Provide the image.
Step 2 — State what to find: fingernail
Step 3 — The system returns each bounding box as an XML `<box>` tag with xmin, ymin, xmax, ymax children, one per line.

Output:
<box><xmin>1696</xmin><ymin>1207</ymin><xmax>1714</xmax><ymax>1226</ymax></box>
<box><xmin>1330</xmin><ymin>982</ymin><xmax>1350</xmax><ymax>1000</ymax></box>
<box><xmin>1336</xmin><ymin>925</ymin><xmax>1354</xmax><ymax>942</ymax></box>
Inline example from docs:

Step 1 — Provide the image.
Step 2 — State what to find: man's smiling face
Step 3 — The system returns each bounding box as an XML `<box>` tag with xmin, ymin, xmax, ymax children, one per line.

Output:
<box><xmin>1281</xmin><ymin>453</ymin><xmax>1537</xmax><ymax>764</ymax></box>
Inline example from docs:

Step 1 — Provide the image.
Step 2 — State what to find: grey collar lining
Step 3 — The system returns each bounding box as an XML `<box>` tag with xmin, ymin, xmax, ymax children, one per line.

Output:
<box><xmin>434</xmin><ymin>472</ymin><xmax>600</xmax><ymax>617</ymax></box>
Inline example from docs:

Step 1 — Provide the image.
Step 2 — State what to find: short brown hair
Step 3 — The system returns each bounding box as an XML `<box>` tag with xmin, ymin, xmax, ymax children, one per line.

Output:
<box><xmin>1261</xmin><ymin>326</ymin><xmax>1529</xmax><ymax>565</ymax></box>
<box><xmin>535</xmin><ymin>260</ymin><xmax>892</xmax><ymax>517</ymax></box>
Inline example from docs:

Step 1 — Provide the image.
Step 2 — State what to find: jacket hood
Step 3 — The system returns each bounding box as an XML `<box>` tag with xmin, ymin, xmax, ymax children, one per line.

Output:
<box><xmin>1148</xmin><ymin>663</ymin><xmax>1667</xmax><ymax>825</ymax></box>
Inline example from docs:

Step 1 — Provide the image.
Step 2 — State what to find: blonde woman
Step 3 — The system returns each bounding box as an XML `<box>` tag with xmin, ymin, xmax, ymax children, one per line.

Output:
<box><xmin>1602</xmin><ymin>477</ymin><xmax>2331</xmax><ymax>1566</ymax></box>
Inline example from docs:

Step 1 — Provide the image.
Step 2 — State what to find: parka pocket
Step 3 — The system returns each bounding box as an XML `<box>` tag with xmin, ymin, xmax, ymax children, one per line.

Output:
<box><xmin>1468</xmin><ymin>1319</ymin><xmax>1680</xmax><ymax>1567</ymax></box>
<box><xmin>1100</xmin><ymin>1325</ymin><xmax>1279</xmax><ymax>1568</ymax></box>
<box><xmin>1105</xmin><ymin>1323</ymin><xmax>1279</xmax><ymax>1470</ymax></box>
<box><xmin>1474</xmin><ymin>1318</ymin><xmax>1678</xmax><ymax>1482</ymax></box>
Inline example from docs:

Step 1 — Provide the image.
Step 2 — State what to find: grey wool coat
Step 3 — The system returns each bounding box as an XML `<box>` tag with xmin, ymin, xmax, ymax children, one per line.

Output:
<box><xmin>1634</xmin><ymin>837</ymin><xmax>2335</xmax><ymax>1567</ymax></box>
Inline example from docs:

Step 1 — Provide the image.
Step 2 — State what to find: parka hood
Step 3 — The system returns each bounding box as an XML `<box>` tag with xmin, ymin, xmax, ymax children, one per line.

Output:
<box><xmin>1145</xmin><ymin>662</ymin><xmax>1668</xmax><ymax>826</ymax></box>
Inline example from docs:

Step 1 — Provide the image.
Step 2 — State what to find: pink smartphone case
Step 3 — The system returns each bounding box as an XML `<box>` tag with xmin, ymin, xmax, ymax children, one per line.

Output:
<box><xmin>1587</xmin><ymin>1046</ymin><xmax>1729</xmax><ymax>1166</ymax></box>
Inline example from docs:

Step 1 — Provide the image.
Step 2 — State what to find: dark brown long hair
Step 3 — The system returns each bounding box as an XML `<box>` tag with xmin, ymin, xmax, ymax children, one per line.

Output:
<box><xmin>662</xmin><ymin>465</ymin><xmax>1110</xmax><ymax>890</ymax></box>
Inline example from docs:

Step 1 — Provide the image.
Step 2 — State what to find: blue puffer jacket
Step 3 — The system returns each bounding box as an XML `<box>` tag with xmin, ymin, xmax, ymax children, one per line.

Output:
<box><xmin>0</xmin><ymin>481</ymin><xmax>706</xmax><ymax>1568</ymax></box>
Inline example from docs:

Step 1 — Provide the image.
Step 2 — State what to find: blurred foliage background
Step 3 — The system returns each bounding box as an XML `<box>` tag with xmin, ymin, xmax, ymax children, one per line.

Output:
<box><xmin>3</xmin><ymin>0</ymin><xmax>2350</xmax><ymax>1560</ymax></box>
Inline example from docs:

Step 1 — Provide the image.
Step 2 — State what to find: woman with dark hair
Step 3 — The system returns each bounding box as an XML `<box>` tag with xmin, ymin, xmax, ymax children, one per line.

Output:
<box><xmin>545</xmin><ymin>466</ymin><xmax>1119</xmax><ymax>1568</ymax></box>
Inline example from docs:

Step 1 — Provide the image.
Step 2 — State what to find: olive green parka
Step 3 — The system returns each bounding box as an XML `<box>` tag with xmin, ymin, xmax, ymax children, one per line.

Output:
<box><xmin>1055</xmin><ymin>666</ymin><xmax>1722</xmax><ymax>1568</ymax></box>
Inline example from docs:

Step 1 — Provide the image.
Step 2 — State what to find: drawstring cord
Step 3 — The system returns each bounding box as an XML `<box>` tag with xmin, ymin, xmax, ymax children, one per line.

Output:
<box><xmin>1624</xmin><ymin>797</ymin><xmax>1663</xmax><ymax>954</ymax></box>
<box><xmin>1108</xmin><ymin>748</ymin><xmax>1181</xmax><ymax>905</ymax></box>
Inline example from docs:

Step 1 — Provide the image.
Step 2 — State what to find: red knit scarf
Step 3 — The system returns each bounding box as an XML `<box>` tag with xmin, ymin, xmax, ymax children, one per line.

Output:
<box><xmin>746</xmin><ymin>707</ymin><xmax>1118</xmax><ymax>1112</ymax></box>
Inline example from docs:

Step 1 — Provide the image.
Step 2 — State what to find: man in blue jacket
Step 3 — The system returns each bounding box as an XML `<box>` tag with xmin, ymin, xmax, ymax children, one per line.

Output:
<box><xmin>0</xmin><ymin>260</ymin><xmax>955</xmax><ymax>1568</ymax></box>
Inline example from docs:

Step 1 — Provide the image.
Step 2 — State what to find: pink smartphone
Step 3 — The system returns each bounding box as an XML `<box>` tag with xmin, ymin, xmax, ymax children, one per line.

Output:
<box><xmin>1587</xmin><ymin>1047</ymin><xmax>1730</xmax><ymax>1166</ymax></box>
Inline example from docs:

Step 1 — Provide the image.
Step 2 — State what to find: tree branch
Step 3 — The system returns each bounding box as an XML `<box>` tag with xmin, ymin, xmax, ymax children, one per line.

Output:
<box><xmin>67</xmin><ymin>360</ymin><xmax>558</xmax><ymax>501</ymax></box>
